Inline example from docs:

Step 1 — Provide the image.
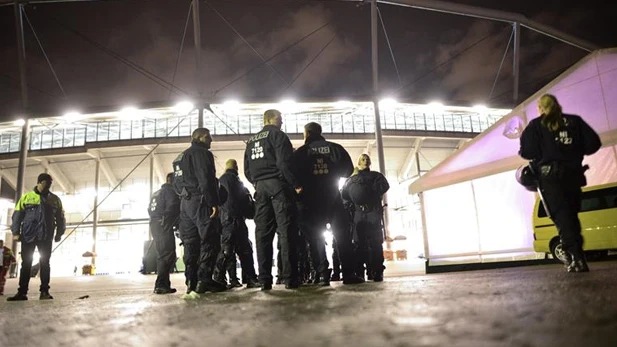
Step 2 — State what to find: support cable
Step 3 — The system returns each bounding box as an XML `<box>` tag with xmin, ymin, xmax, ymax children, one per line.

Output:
<box><xmin>168</xmin><ymin>1</ymin><xmax>193</xmax><ymax>99</ymax></box>
<box><xmin>42</xmin><ymin>12</ymin><xmax>194</xmax><ymax>96</ymax></box>
<box><xmin>488</xmin><ymin>25</ymin><xmax>514</xmax><ymax>100</ymax></box>
<box><xmin>281</xmin><ymin>33</ymin><xmax>337</xmax><ymax>94</ymax></box>
<box><xmin>23</xmin><ymin>8</ymin><xmax>67</xmax><ymax>98</ymax></box>
<box><xmin>206</xmin><ymin>2</ymin><xmax>290</xmax><ymax>88</ymax></box>
<box><xmin>214</xmin><ymin>20</ymin><xmax>332</xmax><ymax>95</ymax></box>
<box><xmin>395</xmin><ymin>25</ymin><xmax>508</xmax><ymax>96</ymax></box>
<box><xmin>377</xmin><ymin>6</ymin><xmax>402</xmax><ymax>87</ymax></box>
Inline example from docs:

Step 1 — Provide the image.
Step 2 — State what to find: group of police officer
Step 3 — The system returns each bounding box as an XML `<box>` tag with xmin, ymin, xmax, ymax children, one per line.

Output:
<box><xmin>147</xmin><ymin>108</ymin><xmax>390</xmax><ymax>294</ymax></box>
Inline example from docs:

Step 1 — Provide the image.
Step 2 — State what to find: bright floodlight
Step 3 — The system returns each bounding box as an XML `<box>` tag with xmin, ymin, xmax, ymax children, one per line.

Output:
<box><xmin>120</xmin><ymin>107</ymin><xmax>141</xmax><ymax>120</ymax></box>
<box><xmin>63</xmin><ymin>111</ymin><xmax>81</xmax><ymax>122</ymax></box>
<box><xmin>473</xmin><ymin>104</ymin><xmax>488</xmax><ymax>112</ymax></box>
<box><xmin>379</xmin><ymin>98</ymin><xmax>397</xmax><ymax>108</ymax></box>
<box><xmin>279</xmin><ymin>99</ymin><xmax>298</xmax><ymax>113</ymax></box>
<box><xmin>427</xmin><ymin>101</ymin><xmax>445</xmax><ymax>113</ymax></box>
<box><xmin>174</xmin><ymin>101</ymin><xmax>194</xmax><ymax>114</ymax></box>
<box><xmin>335</xmin><ymin>100</ymin><xmax>352</xmax><ymax>107</ymax></box>
<box><xmin>13</xmin><ymin>119</ymin><xmax>25</xmax><ymax>127</ymax></box>
<box><xmin>223</xmin><ymin>100</ymin><xmax>241</xmax><ymax>113</ymax></box>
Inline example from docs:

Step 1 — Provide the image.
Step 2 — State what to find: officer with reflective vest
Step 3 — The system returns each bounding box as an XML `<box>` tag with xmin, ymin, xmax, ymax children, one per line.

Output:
<box><xmin>243</xmin><ymin>109</ymin><xmax>302</xmax><ymax>290</ymax></box>
<box><xmin>291</xmin><ymin>122</ymin><xmax>364</xmax><ymax>285</ymax></box>
<box><xmin>7</xmin><ymin>173</ymin><xmax>65</xmax><ymax>301</ymax></box>
<box><xmin>519</xmin><ymin>94</ymin><xmax>601</xmax><ymax>272</ymax></box>
<box><xmin>172</xmin><ymin>128</ymin><xmax>227</xmax><ymax>294</ymax></box>
<box><xmin>342</xmin><ymin>154</ymin><xmax>390</xmax><ymax>282</ymax></box>
<box><xmin>214</xmin><ymin>159</ymin><xmax>260</xmax><ymax>288</ymax></box>
<box><xmin>148</xmin><ymin>172</ymin><xmax>181</xmax><ymax>294</ymax></box>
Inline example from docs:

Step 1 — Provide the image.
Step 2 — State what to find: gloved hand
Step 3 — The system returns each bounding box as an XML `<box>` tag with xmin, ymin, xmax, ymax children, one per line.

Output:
<box><xmin>54</xmin><ymin>234</ymin><xmax>62</xmax><ymax>242</ymax></box>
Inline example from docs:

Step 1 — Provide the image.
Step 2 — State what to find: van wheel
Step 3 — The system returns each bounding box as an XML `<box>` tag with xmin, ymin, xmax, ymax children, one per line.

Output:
<box><xmin>550</xmin><ymin>238</ymin><xmax>569</xmax><ymax>264</ymax></box>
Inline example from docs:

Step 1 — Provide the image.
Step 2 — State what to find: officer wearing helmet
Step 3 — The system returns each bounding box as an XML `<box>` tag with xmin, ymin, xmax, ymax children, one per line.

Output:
<box><xmin>519</xmin><ymin>94</ymin><xmax>601</xmax><ymax>272</ymax></box>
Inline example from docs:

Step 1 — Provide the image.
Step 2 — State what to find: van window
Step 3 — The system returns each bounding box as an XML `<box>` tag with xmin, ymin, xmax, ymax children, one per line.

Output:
<box><xmin>537</xmin><ymin>187</ymin><xmax>617</xmax><ymax>218</ymax></box>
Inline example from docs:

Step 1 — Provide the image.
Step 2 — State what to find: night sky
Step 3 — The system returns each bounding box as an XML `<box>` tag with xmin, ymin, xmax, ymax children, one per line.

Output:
<box><xmin>0</xmin><ymin>0</ymin><xmax>616</xmax><ymax>121</ymax></box>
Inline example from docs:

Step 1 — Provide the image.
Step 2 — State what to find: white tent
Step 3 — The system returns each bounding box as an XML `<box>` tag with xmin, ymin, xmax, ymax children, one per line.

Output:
<box><xmin>409</xmin><ymin>48</ymin><xmax>617</xmax><ymax>265</ymax></box>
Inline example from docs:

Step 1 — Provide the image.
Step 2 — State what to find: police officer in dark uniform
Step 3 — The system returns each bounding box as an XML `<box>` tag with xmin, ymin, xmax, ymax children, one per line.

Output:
<box><xmin>342</xmin><ymin>154</ymin><xmax>390</xmax><ymax>282</ymax></box>
<box><xmin>214</xmin><ymin>159</ymin><xmax>260</xmax><ymax>288</ymax></box>
<box><xmin>148</xmin><ymin>172</ymin><xmax>180</xmax><ymax>294</ymax></box>
<box><xmin>519</xmin><ymin>94</ymin><xmax>601</xmax><ymax>272</ymax></box>
<box><xmin>172</xmin><ymin>128</ymin><xmax>227</xmax><ymax>294</ymax></box>
<box><xmin>244</xmin><ymin>109</ymin><xmax>302</xmax><ymax>290</ymax></box>
<box><xmin>291</xmin><ymin>122</ymin><xmax>363</xmax><ymax>285</ymax></box>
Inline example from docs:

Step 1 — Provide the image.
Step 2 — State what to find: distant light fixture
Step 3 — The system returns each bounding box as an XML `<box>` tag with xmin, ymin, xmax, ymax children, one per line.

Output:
<box><xmin>174</xmin><ymin>101</ymin><xmax>194</xmax><ymax>114</ymax></box>
<box><xmin>120</xmin><ymin>107</ymin><xmax>142</xmax><ymax>120</ymax></box>
<box><xmin>379</xmin><ymin>98</ymin><xmax>397</xmax><ymax>109</ymax></box>
<box><xmin>62</xmin><ymin>111</ymin><xmax>82</xmax><ymax>123</ymax></box>
<box><xmin>222</xmin><ymin>100</ymin><xmax>241</xmax><ymax>113</ymax></box>
<box><xmin>473</xmin><ymin>104</ymin><xmax>488</xmax><ymax>113</ymax></box>
<box><xmin>335</xmin><ymin>100</ymin><xmax>352</xmax><ymax>108</ymax></box>
<box><xmin>279</xmin><ymin>99</ymin><xmax>298</xmax><ymax>113</ymax></box>
<box><xmin>427</xmin><ymin>101</ymin><xmax>445</xmax><ymax>113</ymax></box>
<box><xmin>13</xmin><ymin>119</ymin><xmax>25</xmax><ymax>127</ymax></box>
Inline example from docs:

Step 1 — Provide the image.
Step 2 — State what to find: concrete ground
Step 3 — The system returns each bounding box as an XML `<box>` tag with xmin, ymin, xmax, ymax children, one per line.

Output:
<box><xmin>1</xmin><ymin>261</ymin><xmax>617</xmax><ymax>347</ymax></box>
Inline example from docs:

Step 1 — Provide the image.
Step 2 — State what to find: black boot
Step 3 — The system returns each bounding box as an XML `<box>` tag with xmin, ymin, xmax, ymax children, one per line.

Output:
<box><xmin>343</xmin><ymin>275</ymin><xmax>365</xmax><ymax>285</ymax></box>
<box><xmin>195</xmin><ymin>279</ymin><xmax>228</xmax><ymax>293</ymax></box>
<box><xmin>6</xmin><ymin>292</ymin><xmax>28</xmax><ymax>301</ymax></box>
<box><xmin>331</xmin><ymin>271</ymin><xmax>341</xmax><ymax>282</ymax></box>
<box><xmin>319</xmin><ymin>269</ymin><xmax>331</xmax><ymax>287</ymax></box>
<box><xmin>246</xmin><ymin>277</ymin><xmax>261</xmax><ymax>289</ymax></box>
<box><xmin>567</xmin><ymin>253</ymin><xmax>590</xmax><ymax>273</ymax></box>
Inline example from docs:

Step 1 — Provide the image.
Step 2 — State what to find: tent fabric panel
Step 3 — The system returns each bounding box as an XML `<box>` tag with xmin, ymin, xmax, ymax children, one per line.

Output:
<box><xmin>423</xmin><ymin>181</ymin><xmax>479</xmax><ymax>258</ymax></box>
<box><xmin>471</xmin><ymin>170</ymin><xmax>536</xmax><ymax>254</ymax></box>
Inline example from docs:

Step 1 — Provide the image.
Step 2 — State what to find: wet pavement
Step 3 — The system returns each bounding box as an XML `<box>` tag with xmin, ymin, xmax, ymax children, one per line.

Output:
<box><xmin>1</xmin><ymin>261</ymin><xmax>617</xmax><ymax>347</ymax></box>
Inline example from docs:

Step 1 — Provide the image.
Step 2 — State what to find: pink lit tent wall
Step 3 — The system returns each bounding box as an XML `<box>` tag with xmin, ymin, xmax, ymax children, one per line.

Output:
<box><xmin>409</xmin><ymin>48</ymin><xmax>617</xmax><ymax>265</ymax></box>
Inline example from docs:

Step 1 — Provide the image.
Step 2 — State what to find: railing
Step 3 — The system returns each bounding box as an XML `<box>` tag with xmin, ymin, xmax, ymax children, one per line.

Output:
<box><xmin>0</xmin><ymin>110</ymin><xmax>502</xmax><ymax>154</ymax></box>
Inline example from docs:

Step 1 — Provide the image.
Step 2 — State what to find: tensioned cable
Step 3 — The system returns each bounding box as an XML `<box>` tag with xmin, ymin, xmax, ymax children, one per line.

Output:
<box><xmin>377</xmin><ymin>6</ymin><xmax>402</xmax><ymax>88</ymax></box>
<box><xmin>206</xmin><ymin>1</ymin><xmax>290</xmax><ymax>88</ymax></box>
<box><xmin>213</xmin><ymin>20</ymin><xmax>332</xmax><ymax>95</ymax></box>
<box><xmin>0</xmin><ymin>73</ymin><xmax>61</xmax><ymax>100</ymax></box>
<box><xmin>394</xmin><ymin>25</ymin><xmax>509</xmax><ymax>97</ymax></box>
<box><xmin>168</xmin><ymin>1</ymin><xmax>193</xmax><ymax>99</ymax></box>
<box><xmin>23</xmin><ymin>8</ymin><xmax>67</xmax><ymax>99</ymax></box>
<box><xmin>42</xmin><ymin>11</ymin><xmax>194</xmax><ymax>97</ymax></box>
<box><xmin>488</xmin><ymin>63</ymin><xmax>574</xmax><ymax>103</ymax></box>
<box><xmin>281</xmin><ymin>33</ymin><xmax>338</xmax><ymax>94</ymax></box>
<box><xmin>488</xmin><ymin>25</ymin><xmax>514</xmax><ymax>100</ymax></box>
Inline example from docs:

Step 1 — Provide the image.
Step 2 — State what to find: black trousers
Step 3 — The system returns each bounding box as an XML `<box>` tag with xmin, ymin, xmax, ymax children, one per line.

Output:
<box><xmin>298</xmin><ymin>203</ymin><xmax>329</xmax><ymax>277</ymax></box>
<box><xmin>540</xmin><ymin>179</ymin><xmax>584</xmax><ymax>259</ymax></box>
<box><xmin>179</xmin><ymin>195</ymin><xmax>223</xmax><ymax>291</ymax></box>
<box><xmin>353</xmin><ymin>209</ymin><xmax>384</xmax><ymax>276</ymax></box>
<box><xmin>215</xmin><ymin>216</ymin><xmax>257</xmax><ymax>281</ymax></box>
<box><xmin>253</xmin><ymin>179</ymin><xmax>298</xmax><ymax>284</ymax></box>
<box><xmin>150</xmin><ymin>218</ymin><xmax>177</xmax><ymax>289</ymax></box>
<box><xmin>18</xmin><ymin>239</ymin><xmax>53</xmax><ymax>294</ymax></box>
<box><xmin>330</xmin><ymin>200</ymin><xmax>358</xmax><ymax>280</ymax></box>
<box><xmin>331</xmin><ymin>237</ymin><xmax>341</xmax><ymax>276</ymax></box>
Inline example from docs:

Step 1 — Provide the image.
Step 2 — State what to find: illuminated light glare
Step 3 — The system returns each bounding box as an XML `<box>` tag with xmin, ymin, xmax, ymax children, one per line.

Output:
<box><xmin>335</xmin><ymin>100</ymin><xmax>352</xmax><ymax>108</ymax></box>
<box><xmin>174</xmin><ymin>101</ymin><xmax>194</xmax><ymax>114</ymax></box>
<box><xmin>62</xmin><ymin>111</ymin><xmax>82</xmax><ymax>123</ymax></box>
<box><xmin>473</xmin><ymin>104</ymin><xmax>488</xmax><ymax>112</ymax></box>
<box><xmin>278</xmin><ymin>99</ymin><xmax>298</xmax><ymax>113</ymax></box>
<box><xmin>13</xmin><ymin>119</ymin><xmax>25</xmax><ymax>127</ymax></box>
<box><xmin>379</xmin><ymin>98</ymin><xmax>397</xmax><ymax>108</ymax></box>
<box><xmin>426</xmin><ymin>101</ymin><xmax>445</xmax><ymax>113</ymax></box>
<box><xmin>338</xmin><ymin>177</ymin><xmax>347</xmax><ymax>190</ymax></box>
<box><xmin>222</xmin><ymin>100</ymin><xmax>241</xmax><ymax>113</ymax></box>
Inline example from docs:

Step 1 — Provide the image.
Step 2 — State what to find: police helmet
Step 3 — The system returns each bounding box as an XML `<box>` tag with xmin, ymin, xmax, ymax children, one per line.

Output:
<box><xmin>515</xmin><ymin>165</ymin><xmax>538</xmax><ymax>192</ymax></box>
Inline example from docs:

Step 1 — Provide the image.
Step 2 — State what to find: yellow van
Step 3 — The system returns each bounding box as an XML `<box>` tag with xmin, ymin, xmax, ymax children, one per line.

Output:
<box><xmin>532</xmin><ymin>182</ymin><xmax>617</xmax><ymax>262</ymax></box>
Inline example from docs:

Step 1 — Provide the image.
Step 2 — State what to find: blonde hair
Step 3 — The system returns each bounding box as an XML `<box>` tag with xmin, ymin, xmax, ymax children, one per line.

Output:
<box><xmin>539</xmin><ymin>94</ymin><xmax>563</xmax><ymax>131</ymax></box>
<box><xmin>263</xmin><ymin>109</ymin><xmax>281</xmax><ymax>125</ymax></box>
<box><xmin>225</xmin><ymin>159</ymin><xmax>238</xmax><ymax>170</ymax></box>
<box><xmin>357</xmin><ymin>153</ymin><xmax>370</xmax><ymax>166</ymax></box>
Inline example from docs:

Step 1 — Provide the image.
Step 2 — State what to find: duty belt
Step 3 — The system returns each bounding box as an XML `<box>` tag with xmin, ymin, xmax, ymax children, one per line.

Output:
<box><xmin>355</xmin><ymin>204</ymin><xmax>380</xmax><ymax>212</ymax></box>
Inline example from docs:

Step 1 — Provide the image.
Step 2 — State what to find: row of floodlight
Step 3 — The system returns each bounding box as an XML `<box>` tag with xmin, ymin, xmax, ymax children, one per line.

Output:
<box><xmin>10</xmin><ymin>99</ymin><xmax>499</xmax><ymax>127</ymax></box>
